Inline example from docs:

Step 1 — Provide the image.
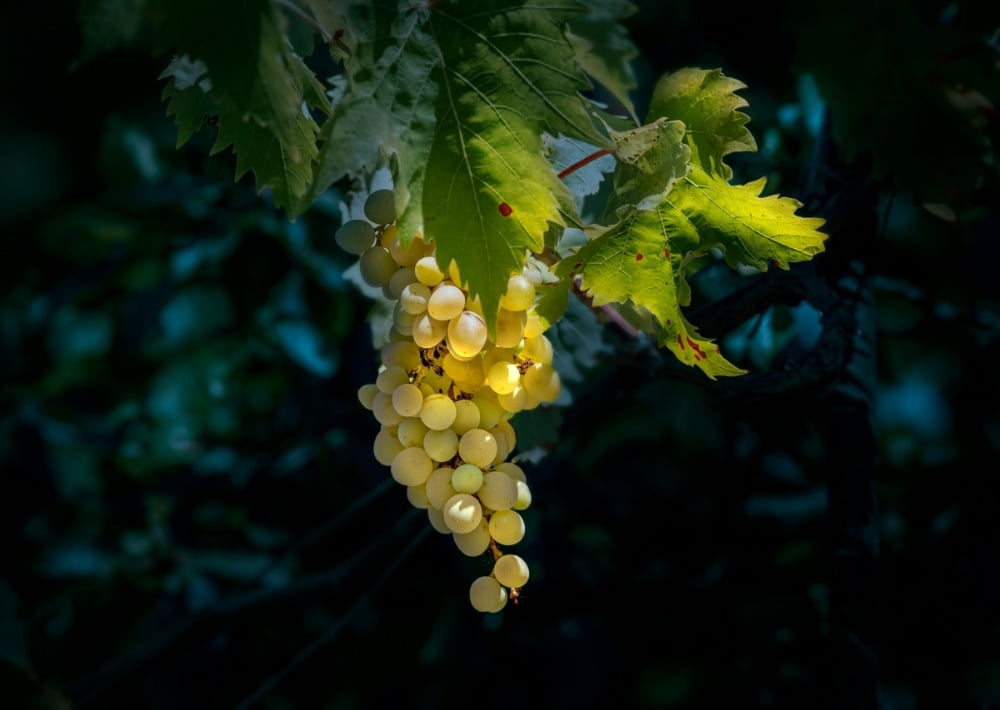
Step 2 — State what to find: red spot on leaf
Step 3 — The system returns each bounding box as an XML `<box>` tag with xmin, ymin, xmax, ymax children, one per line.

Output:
<box><xmin>664</xmin><ymin>248</ymin><xmax>670</xmax><ymax>259</ymax></box>
<box><xmin>498</xmin><ymin>202</ymin><xmax>514</xmax><ymax>217</ymax></box>
<box><xmin>635</xmin><ymin>253</ymin><xmax>644</xmax><ymax>262</ymax></box>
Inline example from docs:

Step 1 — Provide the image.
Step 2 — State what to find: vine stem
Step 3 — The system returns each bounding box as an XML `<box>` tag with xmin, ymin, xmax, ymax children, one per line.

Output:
<box><xmin>274</xmin><ymin>0</ymin><xmax>352</xmax><ymax>55</ymax></box>
<box><xmin>557</xmin><ymin>148</ymin><xmax>614</xmax><ymax>179</ymax></box>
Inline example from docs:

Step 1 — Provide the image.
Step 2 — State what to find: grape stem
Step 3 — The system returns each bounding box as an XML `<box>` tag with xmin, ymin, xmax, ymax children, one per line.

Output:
<box><xmin>557</xmin><ymin>148</ymin><xmax>614</xmax><ymax>179</ymax></box>
<box><xmin>572</xmin><ymin>276</ymin><xmax>643</xmax><ymax>339</ymax></box>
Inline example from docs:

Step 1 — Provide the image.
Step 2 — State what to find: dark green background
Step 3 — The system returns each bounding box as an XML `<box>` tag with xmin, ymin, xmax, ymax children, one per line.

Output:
<box><xmin>2</xmin><ymin>1</ymin><xmax>998</xmax><ymax>708</ymax></box>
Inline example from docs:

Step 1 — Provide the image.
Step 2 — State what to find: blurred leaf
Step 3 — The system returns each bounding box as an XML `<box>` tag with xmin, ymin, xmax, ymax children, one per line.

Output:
<box><xmin>0</xmin><ymin>581</ymin><xmax>33</xmax><ymax>677</ymax></box>
<box><xmin>271</xmin><ymin>320</ymin><xmax>338</xmax><ymax>377</ymax></box>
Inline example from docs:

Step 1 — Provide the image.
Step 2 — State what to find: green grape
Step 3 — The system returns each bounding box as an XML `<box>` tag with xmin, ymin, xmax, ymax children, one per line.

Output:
<box><xmin>357</xmin><ymin>383</ymin><xmax>379</xmax><ymax>410</ymax></box>
<box><xmin>523</xmin><ymin>362</ymin><xmax>561</xmax><ymax>402</ymax></box>
<box><xmin>420</xmin><ymin>393</ymin><xmax>457</xmax><ymax>430</ymax></box>
<box><xmin>447</xmin><ymin>311</ymin><xmax>488</xmax><ymax>359</ymax></box>
<box><xmin>494</xmin><ymin>461</ymin><xmax>525</xmax><ymax>482</ymax></box>
<box><xmin>391</xmin><ymin>383</ymin><xmax>423</xmax><ymax>417</ymax></box>
<box><xmin>451</xmin><ymin>463</ymin><xmax>484</xmax><ymax>494</ymax></box>
<box><xmin>488</xmin><ymin>361</ymin><xmax>520</xmax><ymax>395</ymax></box>
<box><xmin>477</xmin><ymin>470</ymin><xmax>517</xmax><ymax>511</ymax></box>
<box><xmin>364</xmin><ymin>189</ymin><xmax>396</xmax><ymax>225</ymax></box>
<box><xmin>493</xmin><ymin>554</ymin><xmax>530</xmax><ymax>588</ymax></box>
<box><xmin>334</xmin><ymin>219</ymin><xmax>376</xmax><ymax>255</ymax></box>
<box><xmin>397</xmin><ymin>417</ymin><xmax>427</xmax><ymax>447</ymax></box>
<box><xmin>472</xmin><ymin>397</ymin><xmax>503</xmax><ymax>430</ymax></box>
<box><xmin>387</xmin><ymin>267</ymin><xmax>417</xmax><ymax>300</ymax></box>
<box><xmin>381</xmin><ymin>341</ymin><xmax>420</xmax><ymax>370</ymax></box>
<box><xmin>412</xmin><ymin>313</ymin><xmax>447</xmax><ymax>349</ymax></box>
<box><xmin>359</xmin><ymin>245</ymin><xmax>397</xmax><ymax>287</ymax></box>
<box><xmin>495</xmin><ymin>419</ymin><xmax>517</xmax><ymax>452</ymax></box>
<box><xmin>451</xmin><ymin>399</ymin><xmax>481</xmax><ymax>435</ymax></box>
<box><xmin>407</xmin><ymin>483</ymin><xmax>430</xmax><ymax>509</ymax></box>
<box><xmin>378</xmin><ymin>223</ymin><xmax>398</xmax><ymax>248</ymax></box>
<box><xmin>499</xmin><ymin>273</ymin><xmax>535</xmax><ymax>311</ymax></box>
<box><xmin>427</xmin><ymin>507</ymin><xmax>451</xmax><ymax>534</ymax></box>
<box><xmin>488</xmin><ymin>509</ymin><xmax>525</xmax><ymax>545</ymax></box>
<box><xmin>458</xmin><ymin>428</ymin><xmax>498</xmax><ymax>468</ymax></box>
<box><xmin>427</xmin><ymin>284</ymin><xmax>466</xmax><ymax>321</ymax></box>
<box><xmin>523</xmin><ymin>311</ymin><xmax>544</xmax><ymax>338</ymax></box>
<box><xmin>373</xmin><ymin>427</ymin><xmax>404</xmax><ymax>466</ymax></box>
<box><xmin>400</xmin><ymin>282</ymin><xmax>431</xmax><ymax>315</ymax></box>
<box><xmin>523</xmin><ymin>334</ymin><xmax>553</xmax><ymax>365</ymax></box>
<box><xmin>372</xmin><ymin>392</ymin><xmax>402</xmax><ymax>426</ymax></box>
<box><xmin>414</xmin><ymin>255</ymin><xmax>444</xmax><ymax>286</ymax></box>
<box><xmin>469</xmin><ymin>575</ymin><xmax>507</xmax><ymax>613</ymax></box>
<box><xmin>513</xmin><ymin>480</ymin><xmax>532</xmax><ymax>510</ymax></box>
<box><xmin>453</xmin><ymin>520</ymin><xmax>491</xmax><ymax>557</ymax></box>
<box><xmin>494</xmin><ymin>308</ymin><xmax>526</xmax><ymax>348</ymax></box>
<box><xmin>376</xmin><ymin>366</ymin><xmax>409</xmax><ymax>394</ymax></box>
<box><xmin>390</xmin><ymin>447</ymin><xmax>434</xmax><ymax>486</ymax></box>
<box><xmin>442</xmin><ymin>493</ymin><xmax>482</xmax><ymax>534</ymax></box>
<box><xmin>497</xmin><ymin>385</ymin><xmax>528</xmax><ymax>413</ymax></box>
<box><xmin>389</xmin><ymin>235</ymin><xmax>427</xmax><ymax>268</ymax></box>
<box><xmin>425</xmin><ymin>467</ymin><xmax>457</xmax><ymax>509</ymax></box>
<box><xmin>424</xmin><ymin>428</ymin><xmax>459</xmax><ymax>462</ymax></box>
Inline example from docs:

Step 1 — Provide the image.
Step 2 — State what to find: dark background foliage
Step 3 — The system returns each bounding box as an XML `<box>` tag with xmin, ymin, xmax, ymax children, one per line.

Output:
<box><xmin>2</xmin><ymin>1</ymin><xmax>999</xmax><ymax>708</ymax></box>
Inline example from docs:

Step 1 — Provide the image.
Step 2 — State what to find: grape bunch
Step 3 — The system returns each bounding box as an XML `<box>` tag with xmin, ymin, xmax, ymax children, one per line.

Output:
<box><xmin>338</xmin><ymin>188</ymin><xmax>561</xmax><ymax>613</ymax></box>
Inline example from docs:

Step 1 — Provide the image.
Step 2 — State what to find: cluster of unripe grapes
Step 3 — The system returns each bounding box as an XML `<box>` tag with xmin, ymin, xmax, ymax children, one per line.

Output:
<box><xmin>338</xmin><ymin>188</ymin><xmax>562</xmax><ymax>612</ymax></box>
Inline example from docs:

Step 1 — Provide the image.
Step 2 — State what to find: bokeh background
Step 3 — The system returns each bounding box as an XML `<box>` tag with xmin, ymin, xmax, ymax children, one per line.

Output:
<box><xmin>2</xmin><ymin>1</ymin><xmax>999</xmax><ymax>708</ymax></box>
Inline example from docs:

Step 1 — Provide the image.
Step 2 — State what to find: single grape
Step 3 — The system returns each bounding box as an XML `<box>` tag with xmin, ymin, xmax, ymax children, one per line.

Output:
<box><xmin>390</xmin><ymin>447</ymin><xmax>434</xmax><ymax>486</ymax></box>
<box><xmin>376</xmin><ymin>366</ymin><xmax>409</xmax><ymax>394</ymax></box>
<box><xmin>488</xmin><ymin>361</ymin><xmax>520</xmax><ymax>395</ymax></box>
<box><xmin>392</xmin><ymin>383</ymin><xmax>424</xmax><ymax>417</ymax></box>
<box><xmin>372</xmin><ymin>391</ymin><xmax>402</xmax><ymax>426</ymax></box>
<box><xmin>359</xmin><ymin>245</ymin><xmax>397</xmax><ymax>287</ymax></box>
<box><xmin>493</xmin><ymin>554</ymin><xmax>530</xmax><ymax>588</ymax></box>
<box><xmin>453</xmin><ymin>520</ymin><xmax>491</xmax><ymax>557</ymax></box>
<box><xmin>334</xmin><ymin>219</ymin><xmax>376</xmax><ymax>255</ymax></box>
<box><xmin>477</xmin><ymin>470</ymin><xmax>517</xmax><ymax>511</ymax></box>
<box><xmin>494</xmin><ymin>308</ymin><xmax>526</xmax><ymax>348</ymax></box>
<box><xmin>364</xmin><ymin>189</ymin><xmax>396</xmax><ymax>225</ymax></box>
<box><xmin>513</xmin><ymin>480</ymin><xmax>532</xmax><ymax>510</ymax></box>
<box><xmin>442</xmin><ymin>493</ymin><xmax>483</xmax><ymax>534</ymax></box>
<box><xmin>414</xmin><ymin>255</ymin><xmax>444</xmax><ymax>286</ymax></box>
<box><xmin>499</xmin><ymin>273</ymin><xmax>535</xmax><ymax>311</ymax></box>
<box><xmin>523</xmin><ymin>311</ymin><xmax>544</xmax><ymax>338</ymax></box>
<box><xmin>397</xmin><ymin>417</ymin><xmax>428</xmax><ymax>448</ymax></box>
<box><xmin>412</xmin><ymin>313</ymin><xmax>447</xmax><ymax>349</ymax></box>
<box><xmin>424</xmin><ymin>428</ymin><xmax>459</xmax><ymax>462</ymax></box>
<box><xmin>425</xmin><ymin>467</ymin><xmax>457</xmax><ymax>509</ymax></box>
<box><xmin>447</xmin><ymin>311</ymin><xmax>488</xmax><ymax>359</ymax></box>
<box><xmin>451</xmin><ymin>399</ymin><xmax>482</xmax><ymax>435</ymax></box>
<box><xmin>427</xmin><ymin>507</ymin><xmax>451</xmax><ymax>534</ymax></box>
<box><xmin>458</xmin><ymin>429</ymin><xmax>498</xmax><ymax>468</ymax></box>
<box><xmin>469</xmin><ymin>575</ymin><xmax>507</xmax><ymax>613</ymax></box>
<box><xmin>488</xmin><ymin>509</ymin><xmax>525</xmax><ymax>545</ymax></box>
<box><xmin>451</xmin><ymin>463</ymin><xmax>484</xmax><ymax>494</ymax></box>
<box><xmin>427</xmin><ymin>284</ymin><xmax>466</xmax><ymax>321</ymax></box>
<box><xmin>523</xmin><ymin>362</ymin><xmax>561</xmax><ymax>402</ymax></box>
<box><xmin>494</xmin><ymin>461</ymin><xmax>525</xmax><ymax>482</ymax></box>
<box><xmin>389</xmin><ymin>236</ymin><xmax>426</xmax><ymax>268</ymax></box>
<box><xmin>400</xmin><ymin>282</ymin><xmax>431</xmax><ymax>315</ymax></box>
<box><xmin>373</xmin><ymin>427</ymin><xmax>404</xmax><ymax>466</ymax></box>
<box><xmin>420</xmin><ymin>393</ymin><xmax>457</xmax><ymax>430</ymax></box>
<box><xmin>381</xmin><ymin>341</ymin><xmax>420</xmax><ymax>370</ymax></box>
<box><xmin>472</xmin><ymin>397</ymin><xmax>503</xmax><ymax>430</ymax></box>
<box><xmin>357</xmin><ymin>383</ymin><xmax>379</xmax><ymax>410</ymax></box>
<box><xmin>406</xmin><ymin>483</ymin><xmax>430</xmax><ymax>509</ymax></box>
<box><xmin>387</xmin><ymin>267</ymin><xmax>417</xmax><ymax>300</ymax></box>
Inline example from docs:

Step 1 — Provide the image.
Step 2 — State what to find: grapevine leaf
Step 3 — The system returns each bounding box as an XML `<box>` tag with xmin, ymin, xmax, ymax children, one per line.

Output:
<box><xmin>154</xmin><ymin>0</ymin><xmax>329</xmax><ymax>213</ymax></box>
<box><xmin>605</xmin><ymin>118</ymin><xmax>691</xmax><ymax>213</ymax></box>
<box><xmin>543</xmin><ymin>134</ymin><xmax>617</xmax><ymax>206</ymax></box>
<box><xmin>533</xmin><ymin>277</ymin><xmax>572</xmax><ymax>332</ymax></box>
<box><xmin>647</xmin><ymin>67</ymin><xmax>757</xmax><ymax>178</ymax></box>
<box><xmin>159</xmin><ymin>57</ymin><xmax>218</xmax><ymax>146</ymax></box>
<box><xmin>302</xmin><ymin>2</ymin><xmax>440</xmax><ymax>234</ymax></box>
<box><xmin>566</xmin><ymin>0</ymin><xmax>640</xmax><ymax>121</ymax></box>
<box><xmin>568</xmin><ymin>208</ymin><xmax>745</xmax><ymax>378</ymax></box>
<box><xmin>666</xmin><ymin>165</ymin><xmax>827</xmax><ymax>271</ymax></box>
<box><xmin>421</xmin><ymin>0</ymin><xmax>605</xmax><ymax>328</ymax></box>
